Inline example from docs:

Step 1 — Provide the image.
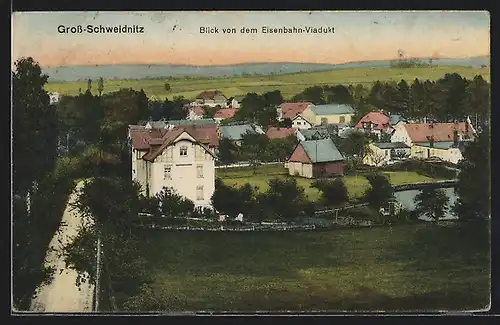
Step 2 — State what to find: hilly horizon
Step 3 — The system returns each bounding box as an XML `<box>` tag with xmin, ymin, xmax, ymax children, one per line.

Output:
<box><xmin>44</xmin><ymin>56</ymin><xmax>489</xmax><ymax>83</ymax></box>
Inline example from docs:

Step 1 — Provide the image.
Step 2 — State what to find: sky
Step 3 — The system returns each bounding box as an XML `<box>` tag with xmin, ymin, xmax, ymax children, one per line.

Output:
<box><xmin>12</xmin><ymin>11</ymin><xmax>490</xmax><ymax>67</ymax></box>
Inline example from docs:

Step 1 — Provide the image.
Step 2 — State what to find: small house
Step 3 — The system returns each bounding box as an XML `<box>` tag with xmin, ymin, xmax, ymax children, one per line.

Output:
<box><xmin>187</xmin><ymin>106</ymin><xmax>205</xmax><ymax>120</ymax></box>
<box><xmin>277</xmin><ymin>102</ymin><xmax>313</xmax><ymax>122</ymax></box>
<box><xmin>301</xmin><ymin>104</ymin><xmax>355</xmax><ymax>126</ymax></box>
<box><xmin>218</xmin><ymin>123</ymin><xmax>265</xmax><ymax>146</ymax></box>
<box><xmin>213</xmin><ymin>108</ymin><xmax>237</xmax><ymax>123</ymax></box>
<box><xmin>193</xmin><ymin>90</ymin><xmax>228</xmax><ymax>108</ymax></box>
<box><xmin>363</xmin><ymin>142</ymin><xmax>411</xmax><ymax>167</ymax></box>
<box><xmin>287</xmin><ymin>138</ymin><xmax>345</xmax><ymax>179</ymax></box>
<box><xmin>354</xmin><ymin>112</ymin><xmax>391</xmax><ymax>136</ymax></box>
<box><xmin>291</xmin><ymin>114</ymin><xmax>313</xmax><ymax>129</ymax></box>
<box><xmin>266</xmin><ymin>127</ymin><xmax>297</xmax><ymax>140</ymax></box>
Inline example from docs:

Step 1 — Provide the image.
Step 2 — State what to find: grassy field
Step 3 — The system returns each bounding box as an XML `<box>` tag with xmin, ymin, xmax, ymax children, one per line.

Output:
<box><xmin>45</xmin><ymin>66</ymin><xmax>490</xmax><ymax>100</ymax></box>
<box><xmin>216</xmin><ymin>164</ymin><xmax>446</xmax><ymax>202</ymax></box>
<box><xmin>125</xmin><ymin>221</ymin><xmax>490</xmax><ymax>311</ymax></box>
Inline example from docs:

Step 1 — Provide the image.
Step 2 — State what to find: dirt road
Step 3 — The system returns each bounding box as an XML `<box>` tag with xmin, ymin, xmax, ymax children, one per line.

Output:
<box><xmin>29</xmin><ymin>181</ymin><xmax>95</xmax><ymax>313</ymax></box>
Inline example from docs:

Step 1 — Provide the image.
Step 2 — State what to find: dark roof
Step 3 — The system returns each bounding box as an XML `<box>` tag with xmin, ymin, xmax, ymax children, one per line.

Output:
<box><xmin>299</xmin><ymin>128</ymin><xmax>330</xmax><ymax>140</ymax></box>
<box><xmin>219</xmin><ymin>124</ymin><xmax>264</xmax><ymax>141</ymax></box>
<box><xmin>301</xmin><ymin>139</ymin><xmax>344</xmax><ymax>163</ymax></box>
<box><xmin>389</xmin><ymin>114</ymin><xmax>407</xmax><ymax>125</ymax></box>
<box><xmin>373</xmin><ymin>142</ymin><xmax>410</xmax><ymax>149</ymax></box>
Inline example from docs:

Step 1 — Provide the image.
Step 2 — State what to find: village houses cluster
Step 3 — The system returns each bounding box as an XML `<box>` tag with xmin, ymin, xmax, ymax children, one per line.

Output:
<box><xmin>128</xmin><ymin>89</ymin><xmax>476</xmax><ymax>209</ymax></box>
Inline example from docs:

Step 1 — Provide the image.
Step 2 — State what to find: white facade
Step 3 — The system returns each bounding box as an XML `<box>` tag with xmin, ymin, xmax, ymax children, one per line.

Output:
<box><xmin>132</xmin><ymin>132</ymin><xmax>216</xmax><ymax>208</ymax></box>
<box><xmin>49</xmin><ymin>92</ymin><xmax>60</xmax><ymax>104</ymax></box>
<box><xmin>363</xmin><ymin>143</ymin><xmax>411</xmax><ymax>167</ymax></box>
<box><xmin>411</xmin><ymin>145</ymin><xmax>464</xmax><ymax>164</ymax></box>
<box><xmin>291</xmin><ymin>115</ymin><xmax>312</xmax><ymax>129</ymax></box>
<box><xmin>390</xmin><ymin>124</ymin><xmax>412</xmax><ymax>146</ymax></box>
<box><xmin>187</xmin><ymin>108</ymin><xmax>204</xmax><ymax>120</ymax></box>
<box><xmin>287</xmin><ymin>161</ymin><xmax>313</xmax><ymax>178</ymax></box>
<box><xmin>231</xmin><ymin>98</ymin><xmax>240</xmax><ymax>109</ymax></box>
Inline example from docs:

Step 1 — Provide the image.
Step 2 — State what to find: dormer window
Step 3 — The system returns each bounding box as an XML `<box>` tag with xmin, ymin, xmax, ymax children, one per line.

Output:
<box><xmin>180</xmin><ymin>146</ymin><xmax>188</xmax><ymax>156</ymax></box>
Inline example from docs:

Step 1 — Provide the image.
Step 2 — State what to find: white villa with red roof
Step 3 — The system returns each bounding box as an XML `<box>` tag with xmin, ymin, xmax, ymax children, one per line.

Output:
<box><xmin>128</xmin><ymin>124</ymin><xmax>217</xmax><ymax>207</ymax></box>
<box><xmin>354</xmin><ymin>112</ymin><xmax>391</xmax><ymax>136</ymax></box>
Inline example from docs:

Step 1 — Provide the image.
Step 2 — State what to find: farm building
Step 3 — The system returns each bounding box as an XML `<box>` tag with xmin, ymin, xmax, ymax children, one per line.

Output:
<box><xmin>301</xmin><ymin>104</ymin><xmax>355</xmax><ymax>126</ymax></box>
<box><xmin>287</xmin><ymin>139</ymin><xmax>345</xmax><ymax>179</ymax></box>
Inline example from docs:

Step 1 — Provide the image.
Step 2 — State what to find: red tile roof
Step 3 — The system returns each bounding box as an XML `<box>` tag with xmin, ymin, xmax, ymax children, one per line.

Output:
<box><xmin>142</xmin><ymin>128</ymin><xmax>186</xmax><ymax>161</ymax></box>
<box><xmin>279</xmin><ymin>102</ymin><xmax>313</xmax><ymax>119</ymax></box>
<box><xmin>190</xmin><ymin>106</ymin><xmax>205</xmax><ymax>116</ymax></box>
<box><xmin>354</xmin><ymin>112</ymin><xmax>390</xmax><ymax>130</ymax></box>
<box><xmin>196</xmin><ymin>90</ymin><xmax>225</xmax><ymax>100</ymax></box>
<box><xmin>214</xmin><ymin>108</ymin><xmax>237</xmax><ymax>119</ymax></box>
<box><xmin>404</xmin><ymin>122</ymin><xmax>475</xmax><ymax>143</ymax></box>
<box><xmin>173</xmin><ymin>124</ymin><xmax>219</xmax><ymax>147</ymax></box>
<box><xmin>129</xmin><ymin>127</ymin><xmax>168</xmax><ymax>150</ymax></box>
<box><xmin>266</xmin><ymin>127</ymin><xmax>297</xmax><ymax>140</ymax></box>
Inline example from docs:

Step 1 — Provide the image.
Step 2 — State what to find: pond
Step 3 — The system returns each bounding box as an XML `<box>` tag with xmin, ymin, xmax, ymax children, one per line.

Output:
<box><xmin>394</xmin><ymin>187</ymin><xmax>459</xmax><ymax>220</ymax></box>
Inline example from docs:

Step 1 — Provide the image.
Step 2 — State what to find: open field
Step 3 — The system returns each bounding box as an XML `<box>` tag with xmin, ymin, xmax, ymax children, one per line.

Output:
<box><xmin>123</xmin><ymin>221</ymin><xmax>490</xmax><ymax>311</ymax></box>
<box><xmin>45</xmin><ymin>66</ymin><xmax>490</xmax><ymax>100</ymax></box>
<box><xmin>216</xmin><ymin>165</ymin><xmax>447</xmax><ymax>202</ymax></box>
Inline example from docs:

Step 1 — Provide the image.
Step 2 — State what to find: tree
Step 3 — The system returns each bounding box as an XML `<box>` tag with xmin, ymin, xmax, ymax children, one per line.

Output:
<box><xmin>164</xmin><ymin>82</ymin><xmax>171</xmax><ymax>92</ymax></box>
<box><xmin>240</xmin><ymin>131</ymin><xmax>269</xmax><ymax>169</ymax></box>
<box><xmin>64</xmin><ymin>177</ymin><xmax>151</xmax><ymax>304</ymax></box>
<box><xmin>97</xmin><ymin>77</ymin><xmax>104</xmax><ymax>96</ymax></box>
<box><xmin>338</xmin><ymin>130</ymin><xmax>371</xmax><ymax>164</ymax></box>
<box><xmin>466</xmin><ymin>75</ymin><xmax>490</xmax><ymax>126</ymax></box>
<box><xmin>262</xmin><ymin>90</ymin><xmax>284</xmax><ymax>107</ymax></box>
<box><xmin>217</xmin><ymin>137</ymin><xmax>238</xmax><ymax>164</ymax></box>
<box><xmin>236</xmin><ymin>92</ymin><xmax>264</xmax><ymax>122</ymax></box>
<box><xmin>454</xmin><ymin>126</ymin><xmax>490</xmax><ymax>220</ymax></box>
<box><xmin>211</xmin><ymin>178</ymin><xmax>251</xmax><ymax>218</ymax></box>
<box><xmin>364</xmin><ymin>172</ymin><xmax>394</xmax><ymax>209</ymax></box>
<box><xmin>278</xmin><ymin>118</ymin><xmax>293</xmax><ymax>128</ymax></box>
<box><xmin>413</xmin><ymin>187</ymin><xmax>449</xmax><ymax>221</ymax></box>
<box><xmin>264</xmin><ymin>178</ymin><xmax>308</xmax><ymax>221</ymax></box>
<box><xmin>87</xmin><ymin>79</ymin><xmax>92</xmax><ymax>93</ymax></box>
<box><xmin>311</xmin><ymin>178</ymin><xmax>349</xmax><ymax>207</ymax></box>
<box><xmin>13</xmin><ymin>57</ymin><xmax>59</xmax><ymax>195</ymax></box>
<box><xmin>291</xmin><ymin>86</ymin><xmax>325</xmax><ymax>104</ymax></box>
<box><xmin>324</xmin><ymin>85</ymin><xmax>354</xmax><ymax>104</ymax></box>
<box><xmin>202</xmin><ymin>105</ymin><xmax>218</xmax><ymax>119</ymax></box>
<box><xmin>156</xmin><ymin>187</ymin><xmax>195</xmax><ymax>218</ymax></box>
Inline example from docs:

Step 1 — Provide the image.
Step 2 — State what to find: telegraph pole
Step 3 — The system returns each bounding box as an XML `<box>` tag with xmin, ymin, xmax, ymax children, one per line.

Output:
<box><xmin>95</xmin><ymin>235</ymin><xmax>102</xmax><ymax>311</ymax></box>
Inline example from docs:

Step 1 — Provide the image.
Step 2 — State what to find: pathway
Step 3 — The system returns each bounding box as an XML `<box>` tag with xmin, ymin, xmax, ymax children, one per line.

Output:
<box><xmin>29</xmin><ymin>181</ymin><xmax>95</xmax><ymax>313</ymax></box>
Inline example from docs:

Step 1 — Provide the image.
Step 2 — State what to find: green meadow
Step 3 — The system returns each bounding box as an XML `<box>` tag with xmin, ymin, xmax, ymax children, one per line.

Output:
<box><xmin>124</xmin><ymin>221</ymin><xmax>490</xmax><ymax>311</ymax></box>
<box><xmin>45</xmin><ymin>66</ymin><xmax>489</xmax><ymax>100</ymax></box>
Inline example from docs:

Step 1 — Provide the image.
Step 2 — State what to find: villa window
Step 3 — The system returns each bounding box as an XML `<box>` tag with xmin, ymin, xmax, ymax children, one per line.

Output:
<box><xmin>180</xmin><ymin>146</ymin><xmax>188</xmax><ymax>156</ymax></box>
<box><xmin>196</xmin><ymin>185</ymin><xmax>204</xmax><ymax>200</ymax></box>
<box><xmin>163</xmin><ymin>164</ymin><xmax>172</xmax><ymax>180</ymax></box>
<box><xmin>197</xmin><ymin>164</ymin><xmax>204</xmax><ymax>178</ymax></box>
<box><xmin>321</xmin><ymin>117</ymin><xmax>328</xmax><ymax>125</ymax></box>
<box><xmin>339</xmin><ymin>116</ymin><xmax>346</xmax><ymax>123</ymax></box>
